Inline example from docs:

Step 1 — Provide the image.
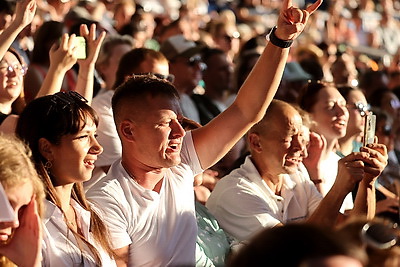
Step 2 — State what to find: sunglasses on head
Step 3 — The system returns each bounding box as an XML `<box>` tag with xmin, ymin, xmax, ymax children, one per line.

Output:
<box><xmin>360</xmin><ymin>222</ymin><xmax>398</xmax><ymax>250</ymax></box>
<box><xmin>47</xmin><ymin>91</ymin><xmax>88</xmax><ymax>115</ymax></box>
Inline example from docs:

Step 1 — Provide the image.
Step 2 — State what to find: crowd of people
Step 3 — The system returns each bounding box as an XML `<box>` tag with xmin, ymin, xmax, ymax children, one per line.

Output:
<box><xmin>1</xmin><ymin>0</ymin><xmax>400</xmax><ymax>266</ymax></box>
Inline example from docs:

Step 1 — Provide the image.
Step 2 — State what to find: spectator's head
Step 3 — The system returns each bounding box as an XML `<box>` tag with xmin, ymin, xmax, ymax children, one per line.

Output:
<box><xmin>202</xmin><ymin>48</ymin><xmax>233</xmax><ymax>95</ymax></box>
<box><xmin>299</xmin><ymin>81</ymin><xmax>349</xmax><ymax>144</ymax></box>
<box><xmin>96</xmin><ymin>35</ymin><xmax>134</xmax><ymax>91</ymax></box>
<box><xmin>113</xmin><ymin>47</ymin><xmax>169</xmax><ymax>89</ymax></box>
<box><xmin>228</xmin><ymin>223</ymin><xmax>366</xmax><ymax>267</ymax></box>
<box><xmin>16</xmin><ymin>92</ymin><xmax>101</xmax><ymax>186</ymax></box>
<box><xmin>112</xmin><ymin>75</ymin><xmax>184</xmax><ymax>168</ymax></box>
<box><xmin>338</xmin><ymin>85</ymin><xmax>369</xmax><ymax>138</ymax></box>
<box><xmin>0</xmin><ymin>0</ymin><xmax>14</xmax><ymax>31</ymax></box>
<box><xmin>209</xmin><ymin>21</ymin><xmax>240</xmax><ymax>60</ymax></box>
<box><xmin>0</xmin><ymin>134</ymin><xmax>44</xmax><ymax>247</ymax></box>
<box><xmin>31</xmin><ymin>21</ymin><xmax>65</xmax><ymax>65</ymax></box>
<box><xmin>160</xmin><ymin>35</ymin><xmax>205</xmax><ymax>94</ymax></box>
<box><xmin>0</xmin><ymin>48</ymin><xmax>27</xmax><ymax>115</ymax></box>
<box><xmin>248</xmin><ymin>100</ymin><xmax>304</xmax><ymax>175</ymax></box>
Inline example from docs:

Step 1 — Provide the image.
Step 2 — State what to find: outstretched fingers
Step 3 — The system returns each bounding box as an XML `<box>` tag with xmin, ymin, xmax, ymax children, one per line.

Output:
<box><xmin>306</xmin><ymin>0</ymin><xmax>323</xmax><ymax>14</ymax></box>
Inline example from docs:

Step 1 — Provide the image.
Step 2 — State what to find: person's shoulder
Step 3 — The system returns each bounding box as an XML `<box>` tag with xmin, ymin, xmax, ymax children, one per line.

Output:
<box><xmin>92</xmin><ymin>90</ymin><xmax>113</xmax><ymax>111</ymax></box>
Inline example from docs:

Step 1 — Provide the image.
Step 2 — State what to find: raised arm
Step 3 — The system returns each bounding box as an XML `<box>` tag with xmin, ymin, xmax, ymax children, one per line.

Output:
<box><xmin>191</xmin><ymin>0</ymin><xmax>322</xmax><ymax>169</ymax></box>
<box><xmin>36</xmin><ymin>33</ymin><xmax>78</xmax><ymax>98</ymax></box>
<box><xmin>0</xmin><ymin>0</ymin><xmax>36</xmax><ymax>60</ymax></box>
<box><xmin>75</xmin><ymin>24</ymin><xmax>106</xmax><ymax>104</ymax></box>
<box><xmin>351</xmin><ymin>143</ymin><xmax>387</xmax><ymax>219</ymax></box>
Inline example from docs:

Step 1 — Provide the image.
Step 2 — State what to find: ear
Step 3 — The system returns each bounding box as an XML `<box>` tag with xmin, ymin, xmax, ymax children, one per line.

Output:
<box><xmin>248</xmin><ymin>133</ymin><xmax>262</xmax><ymax>153</ymax></box>
<box><xmin>38</xmin><ymin>138</ymin><xmax>54</xmax><ymax>161</ymax></box>
<box><xmin>120</xmin><ymin>120</ymin><xmax>135</xmax><ymax>142</ymax></box>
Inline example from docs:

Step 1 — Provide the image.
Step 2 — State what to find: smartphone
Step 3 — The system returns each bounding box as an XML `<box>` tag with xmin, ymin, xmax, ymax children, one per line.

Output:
<box><xmin>74</xmin><ymin>36</ymin><xmax>86</xmax><ymax>60</ymax></box>
<box><xmin>363</xmin><ymin>113</ymin><xmax>376</xmax><ymax>146</ymax></box>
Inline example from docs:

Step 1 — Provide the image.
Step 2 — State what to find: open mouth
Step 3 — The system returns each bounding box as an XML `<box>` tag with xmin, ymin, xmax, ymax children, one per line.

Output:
<box><xmin>84</xmin><ymin>159</ymin><xmax>95</xmax><ymax>168</ymax></box>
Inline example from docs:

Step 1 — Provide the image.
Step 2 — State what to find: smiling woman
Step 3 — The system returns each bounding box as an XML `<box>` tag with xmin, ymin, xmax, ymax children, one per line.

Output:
<box><xmin>16</xmin><ymin>91</ymin><xmax>116</xmax><ymax>267</ymax></box>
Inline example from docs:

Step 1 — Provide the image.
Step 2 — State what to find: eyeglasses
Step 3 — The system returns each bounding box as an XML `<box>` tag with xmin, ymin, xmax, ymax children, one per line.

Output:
<box><xmin>360</xmin><ymin>222</ymin><xmax>398</xmax><ymax>250</ymax></box>
<box><xmin>0</xmin><ymin>63</ymin><xmax>27</xmax><ymax>76</ymax></box>
<box><xmin>347</xmin><ymin>102</ymin><xmax>370</xmax><ymax>117</ymax></box>
<box><xmin>185</xmin><ymin>55</ymin><xmax>207</xmax><ymax>71</ymax></box>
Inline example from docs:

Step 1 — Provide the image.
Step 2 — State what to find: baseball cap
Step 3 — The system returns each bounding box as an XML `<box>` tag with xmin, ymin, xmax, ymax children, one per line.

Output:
<box><xmin>160</xmin><ymin>35</ymin><xmax>205</xmax><ymax>61</ymax></box>
<box><xmin>283</xmin><ymin>62</ymin><xmax>312</xmax><ymax>82</ymax></box>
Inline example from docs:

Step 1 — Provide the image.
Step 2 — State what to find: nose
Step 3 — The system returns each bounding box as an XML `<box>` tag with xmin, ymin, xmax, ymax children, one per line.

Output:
<box><xmin>170</xmin><ymin>119</ymin><xmax>186</xmax><ymax>139</ymax></box>
<box><xmin>291</xmin><ymin>135</ymin><xmax>303</xmax><ymax>151</ymax></box>
<box><xmin>335</xmin><ymin>104</ymin><xmax>348</xmax><ymax>117</ymax></box>
<box><xmin>6</xmin><ymin>66</ymin><xmax>17</xmax><ymax>77</ymax></box>
<box><xmin>89</xmin><ymin>136</ymin><xmax>103</xmax><ymax>155</ymax></box>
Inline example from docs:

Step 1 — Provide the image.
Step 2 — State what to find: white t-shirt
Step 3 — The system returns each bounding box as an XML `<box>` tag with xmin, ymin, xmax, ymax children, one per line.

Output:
<box><xmin>206</xmin><ymin>156</ymin><xmax>322</xmax><ymax>242</ymax></box>
<box><xmin>320</xmin><ymin>151</ymin><xmax>354</xmax><ymax>212</ymax></box>
<box><xmin>86</xmin><ymin>132</ymin><xmax>203</xmax><ymax>266</ymax></box>
<box><xmin>42</xmin><ymin>200</ymin><xmax>116</xmax><ymax>267</ymax></box>
<box><xmin>91</xmin><ymin>90</ymin><xmax>121</xmax><ymax>168</ymax></box>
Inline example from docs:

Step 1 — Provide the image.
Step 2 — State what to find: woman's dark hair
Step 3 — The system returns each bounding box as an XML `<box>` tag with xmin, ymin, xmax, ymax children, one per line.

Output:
<box><xmin>16</xmin><ymin>92</ymin><xmax>115</xmax><ymax>265</ymax></box>
<box><xmin>31</xmin><ymin>21</ymin><xmax>64</xmax><ymax>65</ymax></box>
<box><xmin>298</xmin><ymin>81</ymin><xmax>330</xmax><ymax>112</ymax></box>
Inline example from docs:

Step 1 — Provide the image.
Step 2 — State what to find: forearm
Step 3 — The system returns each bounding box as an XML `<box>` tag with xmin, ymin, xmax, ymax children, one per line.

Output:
<box><xmin>36</xmin><ymin>65</ymin><xmax>68</xmax><ymax>98</ymax></box>
<box><xmin>234</xmin><ymin>41</ymin><xmax>289</xmax><ymax>124</ymax></box>
<box><xmin>350</xmin><ymin>180</ymin><xmax>376</xmax><ymax>220</ymax></box>
<box><xmin>0</xmin><ymin>22</ymin><xmax>24</xmax><ymax>60</ymax></box>
<box><xmin>307</xmin><ymin>186</ymin><xmax>347</xmax><ymax>228</ymax></box>
<box><xmin>75</xmin><ymin>64</ymin><xmax>95</xmax><ymax>104</ymax></box>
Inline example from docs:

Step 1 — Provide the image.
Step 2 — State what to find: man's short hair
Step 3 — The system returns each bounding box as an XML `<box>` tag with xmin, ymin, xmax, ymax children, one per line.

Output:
<box><xmin>249</xmin><ymin>99</ymin><xmax>292</xmax><ymax>135</ymax></box>
<box><xmin>113</xmin><ymin>48</ymin><xmax>168</xmax><ymax>89</ymax></box>
<box><xmin>112</xmin><ymin>75</ymin><xmax>180</xmax><ymax>123</ymax></box>
<box><xmin>96</xmin><ymin>35</ymin><xmax>134</xmax><ymax>67</ymax></box>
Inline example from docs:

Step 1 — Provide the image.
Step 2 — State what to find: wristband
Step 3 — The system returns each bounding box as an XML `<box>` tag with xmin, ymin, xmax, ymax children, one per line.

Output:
<box><xmin>267</xmin><ymin>26</ymin><xmax>293</xmax><ymax>48</ymax></box>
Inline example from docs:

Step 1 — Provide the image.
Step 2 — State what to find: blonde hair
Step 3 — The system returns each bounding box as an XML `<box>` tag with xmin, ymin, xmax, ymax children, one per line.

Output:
<box><xmin>0</xmin><ymin>134</ymin><xmax>45</xmax><ymax>266</ymax></box>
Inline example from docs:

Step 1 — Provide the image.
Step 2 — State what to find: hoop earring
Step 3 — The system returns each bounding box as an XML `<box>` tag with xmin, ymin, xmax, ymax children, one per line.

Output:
<box><xmin>44</xmin><ymin>160</ymin><xmax>52</xmax><ymax>170</ymax></box>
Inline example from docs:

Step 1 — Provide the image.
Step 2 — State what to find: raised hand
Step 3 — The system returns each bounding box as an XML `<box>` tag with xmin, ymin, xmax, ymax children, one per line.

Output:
<box><xmin>13</xmin><ymin>0</ymin><xmax>37</xmax><ymax>29</ymax></box>
<box><xmin>360</xmin><ymin>143</ymin><xmax>388</xmax><ymax>185</ymax></box>
<box><xmin>335</xmin><ymin>152</ymin><xmax>370</xmax><ymax>194</ymax></box>
<box><xmin>78</xmin><ymin>24</ymin><xmax>106</xmax><ymax>68</ymax></box>
<box><xmin>0</xmin><ymin>197</ymin><xmax>42</xmax><ymax>267</ymax></box>
<box><xmin>275</xmin><ymin>0</ymin><xmax>322</xmax><ymax>40</ymax></box>
<box><xmin>49</xmin><ymin>33</ymin><xmax>78</xmax><ymax>73</ymax></box>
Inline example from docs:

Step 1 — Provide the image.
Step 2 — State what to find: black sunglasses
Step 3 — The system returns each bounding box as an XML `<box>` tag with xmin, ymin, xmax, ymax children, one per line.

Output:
<box><xmin>347</xmin><ymin>102</ymin><xmax>370</xmax><ymax>117</ymax></box>
<box><xmin>47</xmin><ymin>91</ymin><xmax>88</xmax><ymax>115</ymax></box>
<box><xmin>138</xmin><ymin>72</ymin><xmax>175</xmax><ymax>83</ymax></box>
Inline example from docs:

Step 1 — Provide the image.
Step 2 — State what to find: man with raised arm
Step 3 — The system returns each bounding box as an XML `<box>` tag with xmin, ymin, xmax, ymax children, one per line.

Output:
<box><xmin>86</xmin><ymin>0</ymin><xmax>322</xmax><ymax>266</ymax></box>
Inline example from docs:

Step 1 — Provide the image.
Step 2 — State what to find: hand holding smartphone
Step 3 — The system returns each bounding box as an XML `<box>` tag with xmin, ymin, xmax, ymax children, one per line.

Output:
<box><xmin>363</xmin><ymin>113</ymin><xmax>376</xmax><ymax>146</ymax></box>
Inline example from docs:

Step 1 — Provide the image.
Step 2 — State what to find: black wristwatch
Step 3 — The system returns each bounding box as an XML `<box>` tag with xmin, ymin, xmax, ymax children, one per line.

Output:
<box><xmin>267</xmin><ymin>26</ymin><xmax>293</xmax><ymax>48</ymax></box>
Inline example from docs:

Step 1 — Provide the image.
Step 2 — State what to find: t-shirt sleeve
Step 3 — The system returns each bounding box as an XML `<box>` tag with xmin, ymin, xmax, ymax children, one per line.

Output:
<box><xmin>87</xmin><ymin>186</ymin><xmax>132</xmax><ymax>250</ymax></box>
<box><xmin>180</xmin><ymin>131</ymin><xmax>203</xmax><ymax>176</ymax></box>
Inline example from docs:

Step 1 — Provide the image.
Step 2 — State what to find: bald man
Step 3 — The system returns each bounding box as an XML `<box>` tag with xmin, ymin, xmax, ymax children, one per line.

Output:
<box><xmin>206</xmin><ymin>100</ymin><xmax>387</xmax><ymax>242</ymax></box>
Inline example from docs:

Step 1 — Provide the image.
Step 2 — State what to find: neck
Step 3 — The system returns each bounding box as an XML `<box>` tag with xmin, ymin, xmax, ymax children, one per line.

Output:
<box><xmin>338</xmin><ymin>134</ymin><xmax>357</xmax><ymax>156</ymax></box>
<box><xmin>54</xmin><ymin>183</ymin><xmax>74</xmax><ymax>212</ymax></box>
<box><xmin>121</xmin><ymin>159</ymin><xmax>165</xmax><ymax>193</ymax></box>
<box><xmin>0</xmin><ymin>101</ymin><xmax>13</xmax><ymax>115</ymax></box>
<box><xmin>263</xmin><ymin>173</ymin><xmax>284</xmax><ymax>196</ymax></box>
<box><xmin>204</xmin><ymin>88</ymin><xmax>224</xmax><ymax>102</ymax></box>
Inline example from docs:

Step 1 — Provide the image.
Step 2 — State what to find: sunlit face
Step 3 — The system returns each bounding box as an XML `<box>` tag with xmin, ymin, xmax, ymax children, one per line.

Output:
<box><xmin>311</xmin><ymin>87</ymin><xmax>349</xmax><ymax>143</ymax></box>
<box><xmin>0</xmin><ymin>52</ymin><xmax>24</xmax><ymax>103</ymax></box>
<box><xmin>137</xmin><ymin>58</ymin><xmax>169</xmax><ymax>77</ymax></box>
<box><xmin>0</xmin><ymin>181</ymin><xmax>33</xmax><ymax>243</ymax></box>
<box><xmin>129</xmin><ymin>95</ymin><xmax>186</xmax><ymax>169</ymax></box>
<box><xmin>48</xmin><ymin>118</ymin><xmax>103</xmax><ymax>186</ymax></box>
<box><xmin>170</xmin><ymin>55</ymin><xmax>203</xmax><ymax>94</ymax></box>
<box><xmin>345</xmin><ymin>90</ymin><xmax>368</xmax><ymax>136</ymax></box>
<box><xmin>256</xmin><ymin>108</ymin><xmax>304</xmax><ymax>175</ymax></box>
